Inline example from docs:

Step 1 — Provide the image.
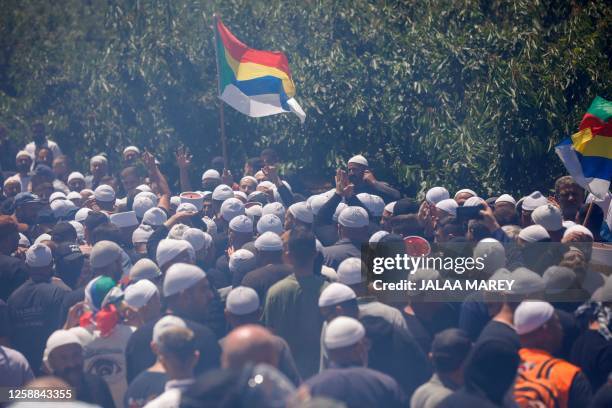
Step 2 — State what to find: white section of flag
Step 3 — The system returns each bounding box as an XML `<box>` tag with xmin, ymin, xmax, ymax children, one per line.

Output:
<box><xmin>555</xmin><ymin>142</ymin><xmax>610</xmax><ymax>200</ymax></box>
<box><xmin>220</xmin><ymin>84</ymin><xmax>306</xmax><ymax>123</ymax></box>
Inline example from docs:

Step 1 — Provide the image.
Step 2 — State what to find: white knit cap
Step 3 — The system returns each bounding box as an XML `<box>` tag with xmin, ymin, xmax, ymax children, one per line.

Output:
<box><xmin>463</xmin><ymin>196</ymin><xmax>484</xmax><ymax>207</ymax></box>
<box><xmin>132</xmin><ymin>224</ymin><xmax>154</xmax><ymax>244</ymax></box>
<box><xmin>495</xmin><ymin>194</ymin><xmax>516</xmax><ymax>205</ymax></box>
<box><xmin>110</xmin><ymin>211</ymin><xmax>138</xmax><ymax>228</ymax></box>
<box><xmin>68</xmin><ymin>221</ymin><xmax>84</xmax><ymax>242</ymax></box>
<box><xmin>512</xmin><ymin>267</ymin><xmax>546</xmax><ymax>295</ymax></box>
<box><xmin>562</xmin><ymin>220</ymin><xmax>577</xmax><ymax>228</ymax></box>
<box><xmin>425</xmin><ymin>187</ymin><xmax>450</xmax><ymax>205</ymax></box>
<box><xmin>133</xmin><ymin>195</ymin><xmax>156</xmax><ymax>218</ymax></box>
<box><xmin>543</xmin><ymin>266</ymin><xmax>576</xmax><ymax>294</ymax></box>
<box><xmin>258</xmin><ymin>181</ymin><xmax>275</xmax><ymax>190</ymax></box>
<box><xmin>153</xmin><ymin>316</ymin><xmax>187</xmax><ymax>344</ymax></box>
<box><xmin>94</xmin><ymin>184</ymin><xmax>115</xmax><ymax>202</ymax></box>
<box><xmin>254</xmin><ymin>231</ymin><xmax>283</xmax><ymax>252</ymax></box>
<box><xmin>514</xmin><ymin>301</ymin><xmax>555</xmax><ymax>335</ymax></box>
<box><xmin>226</xmin><ymin>286</ymin><xmax>260</xmax><ymax>315</ymax></box>
<box><xmin>202</xmin><ymin>169</ymin><xmax>221</xmax><ymax>181</ymax></box>
<box><xmin>356</xmin><ymin>193</ymin><xmax>385</xmax><ymax>217</ymax></box>
<box><xmin>245</xmin><ymin>203</ymin><xmax>263</xmax><ymax>218</ymax></box>
<box><xmin>454</xmin><ymin>189</ymin><xmax>477</xmax><ymax>198</ymax></box>
<box><xmin>333</xmin><ymin>203</ymin><xmax>348</xmax><ymax>222</ymax></box>
<box><xmin>18</xmin><ymin>233</ymin><xmax>30</xmax><ymax>247</ymax></box>
<box><xmin>136</xmin><ymin>184</ymin><xmax>152</xmax><ymax>193</ymax></box>
<box><xmin>74</xmin><ymin>207</ymin><xmax>92</xmax><ymax>223</ymax></box>
<box><xmin>241</xmin><ymin>176</ymin><xmax>258</xmax><ymax>185</ymax></box>
<box><xmin>67</xmin><ymin>172</ymin><xmax>85</xmax><ymax>183</ymax></box>
<box><xmin>337</xmin><ymin>257</ymin><xmax>364</xmax><ymax>285</ymax></box>
<box><xmin>338</xmin><ymin>206</ymin><xmax>369</xmax><ymax>228</ymax></box>
<box><xmin>369</xmin><ymin>230</ymin><xmax>389</xmax><ymax>244</ymax></box>
<box><xmin>229</xmin><ymin>214</ymin><xmax>254</xmax><ymax>233</ymax></box>
<box><xmin>257</xmin><ymin>214</ymin><xmax>284</xmax><ymax>235</ymax></box>
<box><xmin>16</xmin><ymin>150</ymin><xmax>33</xmax><ymax>159</ymax></box>
<box><xmin>221</xmin><ymin>198</ymin><xmax>245</xmax><ymax>222</ymax></box>
<box><xmin>347</xmin><ymin>155</ymin><xmax>368</xmax><ymax>167</ymax></box>
<box><xmin>66</xmin><ymin>191</ymin><xmax>81</xmax><ymax>201</ymax></box>
<box><xmin>90</xmin><ymin>155</ymin><xmax>108</xmax><ymax>164</ymax></box>
<box><xmin>163</xmin><ymin>263</ymin><xmax>206</xmax><ymax>297</ymax></box>
<box><xmin>229</xmin><ymin>249</ymin><xmax>257</xmax><ymax>275</ymax></box>
<box><xmin>142</xmin><ymin>207</ymin><xmax>167</xmax><ymax>226</ymax></box>
<box><xmin>176</xmin><ymin>202</ymin><xmax>198</xmax><ymax>213</ymax></box>
<box><xmin>262</xmin><ymin>202</ymin><xmax>285</xmax><ymax>220</ymax></box>
<box><xmin>234</xmin><ymin>191</ymin><xmax>247</xmax><ymax>202</ymax></box>
<box><xmin>309</xmin><ymin>195</ymin><xmax>329</xmax><ymax>216</ymax></box>
<box><xmin>563</xmin><ymin>225</ymin><xmax>594</xmax><ymax>240</ymax></box>
<box><xmin>26</xmin><ymin>243</ymin><xmax>52</xmax><ymax>267</ymax></box>
<box><xmin>531</xmin><ymin>204</ymin><xmax>563</xmax><ymax>231</ymax></box>
<box><xmin>319</xmin><ymin>283</ymin><xmax>357</xmax><ymax>307</ymax></box>
<box><xmin>435</xmin><ymin>198</ymin><xmax>458</xmax><ymax>216</ymax></box>
<box><xmin>473</xmin><ymin>238</ymin><xmax>506</xmax><ymax>275</ymax></box>
<box><xmin>324</xmin><ymin>316</ymin><xmax>366</xmax><ymax>349</ymax></box>
<box><xmin>212</xmin><ymin>184</ymin><xmax>234</xmax><ymax>201</ymax></box>
<box><xmin>170</xmin><ymin>196</ymin><xmax>181</xmax><ymax>208</ymax></box>
<box><xmin>518</xmin><ymin>225</ymin><xmax>550</xmax><ymax>243</ymax></box>
<box><xmin>288</xmin><ymin>202</ymin><xmax>314</xmax><ymax>224</ymax></box>
<box><xmin>123</xmin><ymin>146</ymin><xmax>140</xmax><ymax>155</ymax></box>
<box><xmin>129</xmin><ymin>258</ymin><xmax>162</xmax><ymax>281</ymax></box>
<box><xmin>156</xmin><ymin>239</ymin><xmax>195</xmax><ymax>269</ymax></box>
<box><xmin>50</xmin><ymin>199</ymin><xmax>76</xmax><ymax>218</ymax></box>
<box><xmin>34</xmin><ymin>233</ymin><xmax>52</xmax><ymax>245</ymax></box>
<box><xmin>90</xmin><ymin>240</ymin><xmax>123</xmax><ymax>268</ymax></box>
<box><xmin>522</xmin><ymin>191</ymin><xmax>549</xmax><ymax>211</ymax></box>
<box><xmin>384</xmin><ymin>201</ymin><xmax>396</xmax><ymax>215</ymax></box>
<box><xmin>49</xmin><ymin>192</ymin><xmax>67</xmax><ymax>202</ymax></box>
<box><xmin>124</xmin><ymin>279</ymin><xmax>159</xmax><ymax>309</ymax></box>
<box><xmin>43</xmin><ymin>330</ymin><xmax>81</xmax><ymax>367</ymax></box>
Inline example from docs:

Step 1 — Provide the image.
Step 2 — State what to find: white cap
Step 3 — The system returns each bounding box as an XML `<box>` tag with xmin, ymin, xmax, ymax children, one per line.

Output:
<box><xmin>90</xmin><ymin>240</ymin><xmax>123</xmax><ymax>268</ymax></box>
<box><xmin>221</xmin><ymin>198</ymin><xmax>245</xmax><ymax>222</ymax></box>
<box><xmin>90</xmin><ymin>155</ymin><xmax>108</xmax><ymax>164</ymax></box>
<box><xmin>318</xmin><ymin>282</ymin><xmax>356</xmax><ymax>307</ymax></box>
<box><xmin>156</xmin><ymin>239</ymin><xmax>194</xmax><ymax>269</ymax></box>
<box><xmin>124</xmin><ymin>279</ymin><xmax>159</xmax><ymax>309</ymax></box>
<box><xmin>288</xmin><ymin>202</ymin><xmax>314</xmax><ymax>224</ymax></box>
<box><xmin>425</xmin><ymin>187</ymin><xmax>450</xmax><ymax>205</ymax></box>
<box><xmin>454</xmin><ymin>189</ymin><xmax>477</xmax><ymax>198</ymax></box>
<box><xmin>75</xmin><ymin>207</ymin><xmax>92</xmax><ymax>223</ymax></box>
<box><xmin>153</xmin><ymin>316</ymin><xmax>187</xmax><ymax>344</ymax></box>
<box><xmin>66</xmin><ymin>191</ymin><xmax>81</xmax><ymax>201</ymax></box>
<box><xmin>68</xmin><ymin>220</ymin><xmax>84</xmax><ymax>242</ymax></box>
<box><xmin>262</xmin><ymin>202</ymin><xmax>285</xmax><ymax>220</ymax></box>
<box><xmin>463</xmin><ymin>196</ymin><xmax>484</xmax><ymax>207</ymax></box>
<box><xmin>324</xmin><ymin>316</ymin><xmax>366</xmax><ymax>350</ymax></box>
<box><xmin>512</xmin><ymin>267</ymin><xmax>546</xmax><ymax>295</ymax></box>
<box><xmin>257</xmin><ymin>214</ymin><xmax>284</xmax><ymax>235</ymax></box>
<box><xmin>16</xmin><ymin>150</ymin><xmax>33</xmax><ymax>159</ymax></box>
<box><xmin>254</xmin><ymin>231</ymin><xmax>283</xmax><ymax>252</ymax></box>
<box><xmin>229</xmin><ymin>214</ymin><xmax>254</xmax><ymax>233</ymax></box>
<box><xmin>142</xmin><ymin>207</ymin><xmax>167</xmax><ymax>226</ymax></box>
<box><xmin>43</xmin><ymin>330</ymin><xmax>81</xmax><ymax>367</ymax></box>
<box><xmin>212</xmin><ymin>184</ymin><xmax>234</xmax><ymax>201</ymax></box>
<box><xmin>226</xmin><ymin>286</ymin><xmax>260</xmax><ymax>315</ymax></box>
<box><xmin>258</xmin><ymin>181</ymin><xmax>275</xmax><ymax>190</ymax></box>
<box><xmin>563</xmin><ymin>225</ymin><xmax>594</xmax><ymax>240</ymax></box>
<box><xmin>384</xmin><ymin>201</ymin><xmax>396</xmax><ymax>215</ymax></box>
<box><xmin>183</xmin><ymin>229</ymin><xmax>212</xmax><ymax>252</ymax></box>
<box><xmin>18</xmin><ymin>233</ymin><xmax>30</xmax><ymax>247</ymax></box>
<box><xmin>34</xmin><ymin>233</ymin><xmax>52</xmax><ymax>245</ymax></box>
<box><xmin>531</xmin><ymin>204</ymin><xmax>563</xmax><ymax>231</ymax></box>
<box><xmin>514</xmin><ymin>301</ymin><xmax>555</xmax><ymax>335</ymax></box>
<box><xmin>132</xmin><ymin>224</ymin><xmax>154</xmax><ymax>244</ymax></box>
<box><xmin>338</xmin><ymin>206</ymin><xmax>369</xmax><ymax>228</ymax></box>
<box><xmin>562</xmin><ymin>220</ymin><xmax>577</xmax><ymax>228</ymax></box>
<box><xmin>543</xmin><ymin>266</ymin><xmax>576</xmax><ymax>294</ymax></box>
<box><xmin>170</xmin><ymin>196</ymin><xmax>181</xmax><ymax>208</ymax></box>
<box><xmin>67</xmin><ymin>172</ymin><xmax>85</xmax><ymax>183</ymax></box>
<box><xmin>129</xmin><ymin>258</ymin><xmax>162</xmax><ymax>281</ymax></box>
<box><xmin>94</xmin><ymin>184</ymin><xmax>115</xmax><ymax>202</ymax></box>
<box><xmin>234</xmin><ymin>191</ymin><xmax>247</xmax><ymax>201</ymax></box>
<box><xmin>309</xmin><ymin>195</ymin><xmax>329</xmax><ymax>216</ymax></box>
<box><xmin>168</xmin><ymin>223</ymin><xmax>190</xmax><ymax>240</ymax></box>
<box><xmin>495</xmin><ymin>194</ymin><xmax>516</xmax><ymax>205</ymax></box>
<box><xmin>133</xmin><ymin>195</ymin><xmax>156</xmax><ymax>218</ymax></box>
<box><xmin>202</xmin><ymin>169</ymin><xmax>221</xmax><ymax>181</ymax></box>
<box><xmin>333</xmin><ymin>203</ymin><xmax>348</xmax><ymax>222</ymax></box>
<box><xmin>229</xmin><ymin>249</ymin><xmax>257</xmax><ymax>275</ymax></box>
<box><xmin>123</xmin><ymin>146</ymin><xmax>140</xmax><ymax>155</ymax></box>
<box><xmin>337</xmin><ymin>257</ymin><xmax>364</xmax><ymax>285</ymax></box>
<box><xmin>26</xmin><ymin>243</ymin><xmax>52</xmax><ymax>267</ymax></box>
<box><xmin>180</xmin><ymin>192</ymin><xmax>204</xmax><ymax>212</ymax></box>
<box><xmin>241</xmin><ymin>176</ymin><xmax>258</xmax><ymax>185</ymax></box>
<box><xmin>408</xmin><ymin>269</ymin><xmax>441</xmax><ymax>295</ymax></box>
<box><xmin>347</xmin><ymin>155</ymin><xmax>368</xmax><ymax>167</ymax></box>
<box><xmin>473</xmin><ymin>238</ymin><xmax>506</xmax><ymax>275</ymax></box>
<box><xmin>163</xmin><ymin>263</ymin><xmax>206</xmax><ymax>297</ymax></box>
<box><xmin>202</xmin><ymin>217</ymin><xmax>217</xmax><ymax>236</ymax></box>
<box><xmin>245</xmin><ymin>203</ymin><xmax>263</xmax><ymax>218</ymax></box>
<box><xmin>369</xmin><ymin>230</ymin><xmax>389</xmax><ymax>244</ymax></box>
<box><xmin>518</xmin><ymin>225</ymin><xmax>550</xmax><ymax>243</ymax></box>
<box><xmin>435</xmin><ymin>198</ymin><xmax>458</xmax><ymax>217</ymax></box>
<box><xmin>356</xmin><ymin>193</ymin><xmax>385</xmax><ymax>217</ymax></box>
<box><xmin>49</xmin><ymin>192</ymin><xmax>67</xmax><ymax>202</ymax></box>
<box><xmin>136</xmin><ymin>184</ymin><xmax>152</xmax><ymax>193</ymax></box>
<box><xmin>50</xmin><ymin>199</ymin><xmax>77</xmax><ymax>218</ymax></box>
<box><xmin>522</xmin><ymin>191</ymin><xmax>549</xmax><ymax>211</ymax></box>
<box><xmin>110</xmin><ymin>211</ymin><xmax>138</xmax><ymax>228</ymax></box>
<box><xmin>176</xmin><ymin>202</ymin><xmax>198</xmax><ymax>213</ymax></box>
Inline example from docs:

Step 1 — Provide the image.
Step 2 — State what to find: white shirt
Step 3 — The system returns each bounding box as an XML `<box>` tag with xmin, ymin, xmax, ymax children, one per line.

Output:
<box><xmin>25</xmin><ymin>139</ymin><xmax>63</xmax><ymax>160</ymax></box>
<box><xmin>143</xmin><ymin>378</ymin><xmax>195</xmax><ymax>408</ymax></box>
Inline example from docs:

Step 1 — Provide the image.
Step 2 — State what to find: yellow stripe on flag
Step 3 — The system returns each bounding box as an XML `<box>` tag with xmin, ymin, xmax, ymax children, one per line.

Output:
<box><xmin>224</xmin><ymin>50</ymin><xmax>296</xmax><ymax>97</ymax></box>
<box><xmin>571</xmin><ymin>128</ymin><xmax>612</xmax><ymax>159</ymax></box>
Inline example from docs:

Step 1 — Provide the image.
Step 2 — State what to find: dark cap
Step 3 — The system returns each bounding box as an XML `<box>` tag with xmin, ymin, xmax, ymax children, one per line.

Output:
<box><xmin>431</xmin><ymin>328</ymin><xmax>472</xmax><ymax>373</ymax></box>
<box><xmin>34</xmin><ymin>164</ymin><xmax>54</xmax><ymax>179</ymax></box>
<box><xmin>51</xmin><ymin>222</ymin><xmax>77</xmax><ymax>243</ymax></box>
<box><xmin>14</xmin><ymin>192</ymin><xmax>42</xmax><ymax>207</ymax></box>
<box><xmin>83</xmin><ymin>211</ymin><xmax>109</xmax><ymax>231</ymax></box>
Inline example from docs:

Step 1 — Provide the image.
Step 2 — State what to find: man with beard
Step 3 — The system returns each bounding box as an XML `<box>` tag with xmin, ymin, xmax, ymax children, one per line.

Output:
<box><xmin>346</xmin><ymin>155</ymin><xmax>400</xmax><ymax>203</ymax></box>
<box><xmin>43</xmin><ymin>329</ymin><xmax>114</xmax><ymax>407</ymax></box>
<box><xmin>555</xmin><ymin>176</ymin><xmax>585</xmax><ymax>221</ymax></box>
<box><xmin>7</xmin><ymin>151</ymin><xmax>33</xmax><ymax>193</ymax></box>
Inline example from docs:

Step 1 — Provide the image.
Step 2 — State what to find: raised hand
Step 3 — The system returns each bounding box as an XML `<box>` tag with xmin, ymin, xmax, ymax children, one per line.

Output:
<box><xmin>176</xmin><ymin>145</ymin><xmax>192</xmax><ymax>169</ymax></box>
<box><xmin>363</xmin><ymin>169</ymin><xmax>377</xmax><ymax>185</ymax></box>
<box><xmin>222</xmin><ymin>168</ymin><xmax>233</xmax><ymax>186</ymax></box>
<box><xmin>141</xmin><ymin>150</ymin><xmax>157</xmax><ymax>171</ymax></box>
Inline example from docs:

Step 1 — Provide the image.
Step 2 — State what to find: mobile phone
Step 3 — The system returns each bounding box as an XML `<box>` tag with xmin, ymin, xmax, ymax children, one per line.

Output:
<box><xmin>456</xmin><ymin>204</ymin><xmax>484</xmax><ymax>221</ymax></box>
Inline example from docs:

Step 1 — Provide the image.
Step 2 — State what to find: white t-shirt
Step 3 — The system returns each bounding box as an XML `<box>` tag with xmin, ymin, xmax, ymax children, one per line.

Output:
<box><xmin>143</xmin><ymin>379</ymin><xmax>195</xmax><ymax>408</ymax></box>
<box><xmin>25</xmin><ymin>140</ymin><xmax>63</xmax><ymax>160</ymax></box>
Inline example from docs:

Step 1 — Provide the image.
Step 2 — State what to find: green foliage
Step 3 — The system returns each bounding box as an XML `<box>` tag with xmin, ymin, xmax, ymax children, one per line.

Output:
<box><xmin>1</xmin><ymin>0</ymin><xmax>610</xmax><ymax>196</ymax></box>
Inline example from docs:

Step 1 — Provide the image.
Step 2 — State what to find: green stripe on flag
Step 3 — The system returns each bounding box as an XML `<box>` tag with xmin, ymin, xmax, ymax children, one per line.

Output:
<box><xmin>587</xmin><ymin>96</ymin><xmax>612</xmax><ymax>122</ymax></box>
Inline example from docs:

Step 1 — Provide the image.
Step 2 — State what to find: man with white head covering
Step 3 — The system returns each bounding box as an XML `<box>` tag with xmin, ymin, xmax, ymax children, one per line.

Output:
<box><xmin>133</xmin><ymin>224</ymin><xmax>155</xmax><ymax>255</ymax></box>
<box><xmin>42</xmin><ymin>329</ymin><xmax>114</xmax><ymax>407</ymax></box>
<box><xmin>239</xmin><ymin>175</ymin><xmax>258</xmax><ymax>196</ymax></box>
<box><xmin>67</xmin><ymin>171</ymin><xmax>86</xmax><ymax>192</ymax></box>
<box><xmin>130</xmin><ymin>258</ymin><xmax>162</xmax><ymax>284</ymax></box>
<box><xmin>156</xmin><ymin>238</ymin><xmax>195</xmax><ymax>272</ymax></box>
<box><xmin>257</xmin><ymin>213</ymin><xmax>284</xmax><ymax>235</ymax></box>
<box><xmin>125</xmin><ymin>279</ymin><xmax>162</xmax><ymax>324</ymax></box>
<box><xmin>285</xmin><ymin>201</ymin><xmax>314</xmax><ymax>231</ymax></box>
<box><xmin>9</xmin><ymin>150</ymin><xmax>33</xmax><ymax>192</ymax></box>
<box><xmin>454</xmin><ymin>189</ymin><xmax>477</xmax><ymax>206</ymax></box>
<box><xmin>520</xmin><ymin>191</ymin><xmax>549</xmax><ymax>227</ymax></box>
<box><xmin>85</xmin><ymin>155</ymin><xmax>109</xmax><ymax>190</ymax></box>
<box><xmin>201</xmin><ymin>169</ymin><xmax>222</xmax><ymax>192</ymax></box>
<box><xmin>322</xmin><ymin>206</ymin><xmax>369</xmax><ymax>270</ymax></box>
<box><xmin>304</xmin><ymin>316</ymin><xmax>406</xmax><ymax>407</ymax></box>
<box><xmin>122</xmin><ymin>146</ymin><xmax>140</xmax><ymax>164</ymax></box>
<box><xmin>514</xmin><ymin>301</ymin><xmax>592</xmax><ymax>407</ymax></box>
<box><xmin>8</xmin><ymin>243</ymin><xmax>69</xmax><ymax>374</ymax></box>
<box><xmin>125</xmin><ymin>263</ymin><xmax>221</xmax><ymax>384</ymax></box>
<box><xmin>532</xmin><ymin>204</ymin><xmax>565</xmax><ymax>242</ymax></box>
<box><xmin>346</xmin><ymin>154</ymin><xmax>400</xmax><ymax>203</ymax></box>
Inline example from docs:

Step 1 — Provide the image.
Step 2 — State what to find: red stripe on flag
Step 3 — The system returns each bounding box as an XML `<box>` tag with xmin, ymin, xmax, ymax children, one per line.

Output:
<box><xmin>579</xmin><ymin>113</ymin><xmax>612</xmax><ymax>137</ymax></box>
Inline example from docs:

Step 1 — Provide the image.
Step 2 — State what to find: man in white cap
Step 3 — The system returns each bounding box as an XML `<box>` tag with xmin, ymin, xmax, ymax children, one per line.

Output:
<box><xmin>263</xmin><ymin>228</ymin><xmax>328</xmax><ymax>379</ymax></box>
<box><xmin>123</xmin><ymin>146</ymin><xmax>140</xmax><ymax>164</ymax></box>
<box><xmin>532</xmin><ymin>204</ymin><xmax>565</xmax><ymax>242</ymax></box>
<box><xmin>303</xmin><ymin>316</ymin><xmax>406</xmax><ymax>407</ymax></box>
<box><xmin>182</xmin><ymin>228</ymin><xmax>214</xmax><ymax>270</ymax></box>
<box><xmin>520</xmin><ymin>191</ymin><xmax>549</xmax><ymax>227</ymax></box>
<box><xmin>239</xmin><ymin>175</ymin><xmax>258</xmax><ymax>196</ymax></box>
<box><xmin>67</xmin><ymin>171</ymin><xmax>86</xmax><ymax>192</ymax></box>
<box><xmin>85</xmin><ymin>155</ymin><xmax>109</xmax><ymax>190</ymax></box>
<box><xmin>285</xmin><ymin>201</ymin><xmax>314</xmax><ymax>231</ymax></box>
<box><xmin>125</xmin><ymin>263</ymin><xmax>221</xmax><ymax>384</ymax></box>
<box><xmin>454</xmin><ymin>189</ymin><xmax>477</xmax><ymax>206</ymax></box>
<box><xmin>129</xmin><ymin>258</ymin><xmax>162</xmax><ymax>284</ymax></box>
<box><xmin>125</xmin><ymin>279</ymin><xmax>162</xmax><ymax>324</ymax></box>
<box><xmin>43</xmin><ymin>329</ymin><xmax>114</xmax><ymax>407</ymax></box>
<box><xmin>133</xmin><ymin>224</ymin><xmax>155</xmax><ymax>255</ymax></box>
<box><xmin>93</xmin><ymin>184</ymin><xmax>116</xmax><ymax>212</ymax></box>
<box><xmin>322</xmin><ymin>206</ymin><xmax>369</xmax><ymax>270</ymax></box>
<box><xmin>9</xmin><ymin>150</ymin><xmax>33</xmax><ymax>192</ymax></box>
<box><xmin>257</xmin><ymin>213</ymin><xmax>284</xmax><ymax>236</ymax></box>
<box><xmin>201</xmin><ymin>169</ymin><xmax>222</xmax><ymax>192</ymax></box>
<box><xmin>156</xmin><ymin>238</ymin><xmax>195</xmax><ymax>272</ymax></box>
<box><xmin>514</xmin><ymin>301</ymin><xmax>592</xmax><ymax>407</ymax></box>
<box><xmin>8</xmin><ymin>243</ymin><xmax>70</xmax><ymax>374</ymax></box>
<box><xmin>346</xmin><ymin>154</ymin><xmax>400</xmax><ymax>203</ymax></box>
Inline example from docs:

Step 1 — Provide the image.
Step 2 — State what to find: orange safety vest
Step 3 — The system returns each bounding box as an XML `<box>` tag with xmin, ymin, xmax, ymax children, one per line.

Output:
<box><xmin>517</xmin><ymin>348</ymin><xmax>582</xmax><ymax>408</ymax></box>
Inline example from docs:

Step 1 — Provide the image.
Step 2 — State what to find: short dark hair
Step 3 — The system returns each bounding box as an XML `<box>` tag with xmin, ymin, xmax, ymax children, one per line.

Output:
<box><xmin>390</xmin><ymin>214</ymin><xmax>423</xmax><ymax>236</ymax></box>
<box><xmin>83</xmin><ymin>211</ymin><xmax>109</xmax><ymax>231</ymax></box>
<box><xmin>287</xmin><ymin>226</ymin><xmax>316</xmax><ymax>263</ymax></box>
<box><xmin>393</xmin><ymin>198</ymin><xmax>419</xmax><ymax>216</ymax></box>
<box><xmin>51</xmin><ymin>222</ymin><xmax>77</xmax><ymax>243</ymax></box>
<box><xmin>91</xmin><ymin>222</ymin><xmax>122</xmax><ymax>245</ymax></box>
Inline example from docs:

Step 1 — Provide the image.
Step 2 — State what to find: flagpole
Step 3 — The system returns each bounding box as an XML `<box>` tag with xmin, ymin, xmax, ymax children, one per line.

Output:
<box><xmin>212</xmin><ymin>13</ymin><xmax>229</xmax><ymax>171</ymax></box>
<box><xmin>582</xmin><ymin>201</ymin><xmax>594</xmax><ymax>227</ymax></box>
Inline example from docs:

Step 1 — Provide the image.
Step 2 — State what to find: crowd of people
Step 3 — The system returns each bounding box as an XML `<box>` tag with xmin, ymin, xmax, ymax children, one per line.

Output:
<box><xmin>0</xmin><ymin>124</ymin><xmax>611</xmax><ymax>408</ymax></box>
